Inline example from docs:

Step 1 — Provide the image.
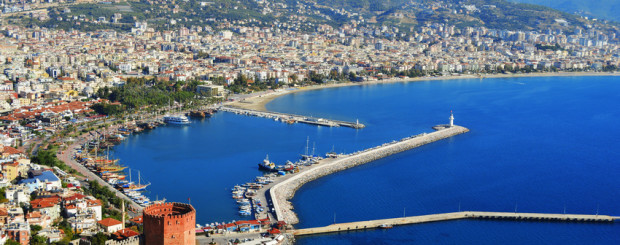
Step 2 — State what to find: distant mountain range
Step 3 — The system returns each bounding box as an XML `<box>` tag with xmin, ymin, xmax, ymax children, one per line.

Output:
<box><xmin>508</xmin><ymin>0</ymin><xmax>620</xmax><ymax>22</ymax></box>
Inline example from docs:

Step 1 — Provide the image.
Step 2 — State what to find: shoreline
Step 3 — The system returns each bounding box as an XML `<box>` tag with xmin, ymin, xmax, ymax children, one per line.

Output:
<box><xmin>226</xmin><ymin>71</ymin><xmax>620</xmax><ymax>111</ymax></box>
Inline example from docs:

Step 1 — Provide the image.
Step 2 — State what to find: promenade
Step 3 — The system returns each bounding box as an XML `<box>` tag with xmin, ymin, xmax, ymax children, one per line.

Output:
<box><xmin>293</xmin><ymin>211</ymin><xmax>619</xmax><ymax>236</ymax></box>
<box><xmin>58</xmin><ymin>132</ymin><xmax>144</xmax><ymax>212</ymax></box>
<box><xmin>266</xmin><ymin>125</ymin><xmax>469</xmax><ymax>224</ymax></box>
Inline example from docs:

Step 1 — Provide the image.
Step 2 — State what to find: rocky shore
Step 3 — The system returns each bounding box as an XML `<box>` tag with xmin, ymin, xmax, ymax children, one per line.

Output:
<box><xmin>269</xmin><ymin>125</ymin><xmax>470</xmax><ymax>225</ymax></box>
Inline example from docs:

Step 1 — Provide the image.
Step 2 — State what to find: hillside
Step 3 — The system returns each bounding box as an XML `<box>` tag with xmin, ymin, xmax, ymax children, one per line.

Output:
<box><xmin>508</xmin><ymin>0</ymin><xmax>620</xmax><ymax>23</ymax></box>
<box><xmin>6</xmin><ymin>0</ymin><xmax>615</xmax><ymax>33</ymax></box>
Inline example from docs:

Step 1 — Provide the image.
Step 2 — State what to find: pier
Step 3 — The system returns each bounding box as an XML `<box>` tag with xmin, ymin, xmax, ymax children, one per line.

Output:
<box><xmin>220</xmin><ymin>106</ymin><xmax>365</xmax><ymax>129</ymax></box>
<box><xmin>265</xmin><ymin>124</ymin><xmax>469</xmax><ymax>224</ymax></box>
<box><xmin>292</xmin><ymin>211</ymin><xmax>619</xmax><ymax>236</ymax></box>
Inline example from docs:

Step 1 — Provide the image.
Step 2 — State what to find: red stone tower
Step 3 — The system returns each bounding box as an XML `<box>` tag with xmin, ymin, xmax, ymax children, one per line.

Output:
<box><xmin>143</xmin><ymin>202</ymin><xmax>196</xmax><ymax>245</ymax></box>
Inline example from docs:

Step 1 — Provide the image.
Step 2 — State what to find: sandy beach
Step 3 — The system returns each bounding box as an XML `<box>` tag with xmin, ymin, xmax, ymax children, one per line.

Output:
<box><xmin>226</xmin><ymin>71</ymin><xmax>620</xmax><ymax>111</ymax></box>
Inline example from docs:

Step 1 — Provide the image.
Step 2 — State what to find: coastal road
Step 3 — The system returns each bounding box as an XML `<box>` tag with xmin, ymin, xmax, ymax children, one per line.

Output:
<box><xmin>57</xmin><ymin>133</ymin><xmax>144</xmax><ymax>213</ymax></box>
<box><xmin>196</xmin><ymin>233</ymin><xmax>273</xmax><ymax>245</ymax></box>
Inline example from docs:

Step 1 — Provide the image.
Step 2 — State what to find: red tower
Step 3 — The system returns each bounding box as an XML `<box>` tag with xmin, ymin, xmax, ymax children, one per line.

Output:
<box><xmin>143</xmin><ymin>202</ymin><xmax>196</xmax><ymax>245</ymax></box>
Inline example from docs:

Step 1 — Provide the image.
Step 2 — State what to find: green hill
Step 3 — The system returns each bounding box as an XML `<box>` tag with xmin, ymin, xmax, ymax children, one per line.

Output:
<box><xmin>7</xmin><ymin>0</ymin><xmax>614</xmax><ymax>33</ymax></box>
<box><xmin>508</xmin><ymin>0</ymin><xmax>620</xmax><ymax>22</ymax></box>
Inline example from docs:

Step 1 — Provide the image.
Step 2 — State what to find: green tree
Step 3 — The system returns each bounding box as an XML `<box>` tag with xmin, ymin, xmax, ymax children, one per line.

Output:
<box><xmin>31</xmin><ymin>225</ymin><xmax>43</xmax><ymax>234</ymax></box>
<box><xmin>31</xmin><ymin>235</ymin><xmax>47</xmax><ymax>245</ymax></box>
<box><xmin>91</xmin><ymin>232</ymin><xmax>108</xmax><ymax>245</ymax></box>
<box><xmin>5</xmin><ymin>239</ymin><xmax>20</xmax><ymax>245</ymax></box>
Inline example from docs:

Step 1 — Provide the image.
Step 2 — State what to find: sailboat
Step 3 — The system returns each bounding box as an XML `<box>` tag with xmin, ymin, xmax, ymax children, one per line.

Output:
<box><xmin>326</xmin><ymin>145</ymin><xmax>338</xmax><ymax>158</ymax></box>
<box><xmin>300</xmin><ymin>136</ymin><xmax>312</xmax><ymax>160</ymax></box>
<box><xmin>123</xmin><ymin>169</ymin><xmax>150</xmax><ymax>191</ymax></box>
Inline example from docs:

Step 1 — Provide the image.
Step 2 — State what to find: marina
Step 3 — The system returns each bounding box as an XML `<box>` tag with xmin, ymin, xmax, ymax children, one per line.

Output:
<box><xmin>67</xmin><ymin>119</ymin><xmax>177</xmax><ymax>210</ymax></box>
<box><xmin>268</xmin><ymin>123</ymin><xmax>469</xmax><ymax>224</ymax></box>
<box><xmin>220</xmin><ymin>106</ymin><xmax>365</xmax><ymax>129</ymax></box>
<box><xmin>225</xmin><ymin>117</ymin><xmax>468</xmax><ymax>225</ymax></box>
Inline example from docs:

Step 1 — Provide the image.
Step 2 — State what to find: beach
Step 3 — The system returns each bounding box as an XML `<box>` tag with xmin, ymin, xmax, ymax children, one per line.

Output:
<box><xmin>226</xmin><ymin>71</ymin><xmax>620</xmax><ymax>111</ymax></box>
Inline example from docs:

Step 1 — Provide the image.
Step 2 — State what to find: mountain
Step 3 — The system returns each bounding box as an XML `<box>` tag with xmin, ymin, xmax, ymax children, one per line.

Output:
<box><xmin>507</xmin><ymin>0</ymin><xmax>620</xmax><ymax>22</ymax></box>
<box><xmin>8</xmin><ymin>0</ymin><xmax>615</xmax><ymax>33</ymax></box>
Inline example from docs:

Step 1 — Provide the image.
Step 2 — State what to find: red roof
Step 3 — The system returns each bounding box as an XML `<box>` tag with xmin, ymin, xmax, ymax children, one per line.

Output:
<box><xmin>2</xmin><ymin>146</ymin><xmax>23</xmax><ymax>155</ymax></box>
<box><xmin>30</xmin><ymin>196</ymin><xmax>61</xmax><ymax>209</ymax></box>
<box><xmin>98</xmin><ymin>218</ymin><xmax>122</xmax><ymax>227</ymax></box>
<box><xmin>129</xmin><ymin>216</ymin><xmax>143</xmax><ymax>224</ymax></box>
<box><xmin>63</xmin><ymin>193</ymin><xmax>87</xmax><ymax>201</ymax></box>
<box><xmin>111</xmin><ymin>228</ymin><xmax>139</xmax><ymax>240</ymax></box>
<box><xmin>235</xmin><ymin>220</ymin><xmax>260</xmax><ymax>225</ymax></box>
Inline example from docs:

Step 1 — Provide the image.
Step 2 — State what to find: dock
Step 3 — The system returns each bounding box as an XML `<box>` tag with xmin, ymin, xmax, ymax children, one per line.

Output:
<box><xmin>293</xmin><ymin>211</ymin><xmax>619</xmax><ymax>236</ymax></box>
<box><xmin>266</xmin><ymin>124</ymin><xmax>469</xmax><ymax>225</ymax></box>
<box><xmin>220</xmin><ymin>106</ymin><xmax>365</xmax><ymax>129</ymax></box>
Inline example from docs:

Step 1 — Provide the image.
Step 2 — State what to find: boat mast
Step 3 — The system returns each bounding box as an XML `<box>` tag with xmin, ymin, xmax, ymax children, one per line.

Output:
<box><xmin>305</xmin><ymin>136</ymin><xmax>309</xmax><ymax>156</ymax></box>
<box><xmin>312</xmin><ymin>142</ymin><xmax>315</xmax><ymax>157</ymax></box>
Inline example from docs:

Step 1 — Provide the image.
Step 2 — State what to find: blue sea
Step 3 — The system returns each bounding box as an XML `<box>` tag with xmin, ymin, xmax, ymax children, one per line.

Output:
<box><xmin>111</xmin><ymin>76</ymin><xmax>620</xmax><ymax>244</ymax></box>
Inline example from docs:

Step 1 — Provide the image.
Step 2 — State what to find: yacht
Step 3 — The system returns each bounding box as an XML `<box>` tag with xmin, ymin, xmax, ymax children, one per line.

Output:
<box><xmin>163</xmin><ymin>115</ymin><xmax>190</xmax><ymax>125</ymax></box>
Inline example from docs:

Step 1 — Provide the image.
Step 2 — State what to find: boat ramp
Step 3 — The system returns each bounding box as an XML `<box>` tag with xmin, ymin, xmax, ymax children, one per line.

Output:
<box><xmin>220</xmin><ymin>106</ymin><xmax>365</xmax><ymax>129</ymax></box>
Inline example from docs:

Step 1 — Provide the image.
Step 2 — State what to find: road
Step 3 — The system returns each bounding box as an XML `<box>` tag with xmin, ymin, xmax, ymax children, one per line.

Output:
<box><xmin>57</xmin><ymin>133</ymin><xmax>144</xmax><ymax>213</ymax></box>
<box><xmin>196</xmin><ymin>232</ymin><xmax>272</xmax><ymax>245</ymax></box>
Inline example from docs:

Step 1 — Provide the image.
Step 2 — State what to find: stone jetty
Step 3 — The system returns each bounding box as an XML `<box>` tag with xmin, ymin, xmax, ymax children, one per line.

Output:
<box><xmin>269</xmin><ymin>125</ymin><xmax>469</xmax><ymax>224</ymax></box>
<box><xmin>293</xmin><ymin>211</ymin><xmax>618</xmax><ymax>236</ymax></box>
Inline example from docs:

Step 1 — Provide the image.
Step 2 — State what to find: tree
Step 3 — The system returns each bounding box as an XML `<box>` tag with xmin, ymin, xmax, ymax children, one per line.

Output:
<box><xmin>91</xmin><ymin>232</ymin><xmax>108</xmax><ymax>245</ymax></box>
<box><xmin>5</xmin><ymin>239</ymin><xmax>20</xmax><ymax>245</ymax></box>
<box><xmin>31</xmin><ymin>225</ymin><xmax>43</xmax><ymax>234</ymax></box>
<box><xmin>31</xmin><ymin>235</ymin><xmax>47</xmax><ymax>245</ymax></box>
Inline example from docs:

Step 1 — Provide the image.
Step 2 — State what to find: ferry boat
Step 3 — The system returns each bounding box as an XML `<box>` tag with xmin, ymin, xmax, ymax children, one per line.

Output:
<box><xmin>258</xmin><ymin>155</ymin><xmax>277</xmax><ymax>172</ymax></box>
<box><xmin>163</xmin><ymin>115</ymin><xmax>190</xmax><ymax>125</ymax></box>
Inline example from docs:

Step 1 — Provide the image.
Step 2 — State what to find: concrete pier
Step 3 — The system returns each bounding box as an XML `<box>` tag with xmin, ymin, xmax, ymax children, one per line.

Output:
<box><xmin>268</xmin><ymin>125</ymin><xmax>469</xmax><ymax>224</ymax></box>
<box><xmin>293</xmin><ymin>211</ymin><xmax>619</xmax><ymax>236</ymax></box>
<box><xmin>220</xmin><ymin>106</ymin><xmax>365</xmax><ymax>129</ymax></box>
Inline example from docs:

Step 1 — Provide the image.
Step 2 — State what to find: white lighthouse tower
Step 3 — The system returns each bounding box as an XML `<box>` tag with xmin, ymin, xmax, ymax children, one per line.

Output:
<box><xmin>449</xmin><ymin>110</ymin><xmax>454</xmax><ymax>127</ymax></box>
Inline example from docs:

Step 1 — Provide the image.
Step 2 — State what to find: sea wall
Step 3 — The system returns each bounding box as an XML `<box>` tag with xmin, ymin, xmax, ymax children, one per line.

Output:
<box><xmin>269</xmin><ymin>125</ymin><xmax>470</xmax><ymax>224</ymax></box>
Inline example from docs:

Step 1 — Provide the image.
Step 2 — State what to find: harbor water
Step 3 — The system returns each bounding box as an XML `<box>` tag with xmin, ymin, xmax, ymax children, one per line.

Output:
<box><xmin>111</xmin><ymin>76</ymin><xmax>620</xmax><ymax>244</ymax></box>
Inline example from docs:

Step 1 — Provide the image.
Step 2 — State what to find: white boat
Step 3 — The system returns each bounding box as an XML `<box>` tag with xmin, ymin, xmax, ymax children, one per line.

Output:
<box><xmin>163</xmin><ymin>115</ymin><xmax>190</xmax><ymax>125</ymax></box>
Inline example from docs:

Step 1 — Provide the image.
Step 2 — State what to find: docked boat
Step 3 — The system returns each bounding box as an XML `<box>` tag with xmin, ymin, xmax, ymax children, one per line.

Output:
<box><xmin>379</xmin><ymin>224</ymin><xmax>393</xmax><ymax>229</ymax></box>
<box><xmin>163</xmin><ymin>115</ymin><xmax>190</xmax><ymax>125</ymax></box>
<box><xmin>124</xmin><ymin>183</ymin><xmax>150</xmax><ymax>192</ymax></box>
<box><xmin>97</xmin><ymin>165</ymin><xmax>127</xmax><ymax>173</ymax></box>
<box><xmin>284</xmin><ymin>161</ymin><xmax>295</xmax><ymax>171</ymax></box>
<box><xmin>258</xmin><ymin>155</ymin><xmax>277</xmax><ymax>172</ymax></box>
<box><xmin>121</xmin><ymin>170</ymin><xmax>150</xmax><ymax>192</ymax></box>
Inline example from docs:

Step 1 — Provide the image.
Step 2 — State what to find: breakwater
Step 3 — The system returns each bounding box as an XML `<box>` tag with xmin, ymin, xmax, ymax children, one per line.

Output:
<box><xmin>268</xmin><ymin>125</ymin><xmax>469</xmax><ymax>224</ymax></box>
<box><xmin>293</xmin><ymin>211</ymin><xmax>619</xmax><ymax>236</ymax></box>
<box><xmin>220</xmin><ymin>106</ymin><xmax>365</xmax><ymax>129</ymax></box>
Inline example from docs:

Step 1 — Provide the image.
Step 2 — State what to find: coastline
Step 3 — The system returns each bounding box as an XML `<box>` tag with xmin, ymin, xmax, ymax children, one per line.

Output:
<box><xmin>226</xmin><ymin>71</ymin><xmax>620</xmax><ymax>111</ymax></box>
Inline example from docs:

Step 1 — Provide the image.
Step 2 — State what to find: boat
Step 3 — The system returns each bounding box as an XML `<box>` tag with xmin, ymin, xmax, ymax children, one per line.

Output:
<box><xmin>284</xmin><ymin>161</ymin><xmax>295</xmax><ymax>171</ymax></box>
<box><xmin>97</xmin><ymin>165</ymin><xmax>127</xmax><ymax>173</ymax></box>
<box><xmin>163</xmin><ymin>115</ymin><xmax>190</xmax><ymax>125</ymax></box>
<box><xmin>379</xmin><ymin>224</ymin><xmax>393</xmax><ymax>229</ymax></box>
<box><xmin>189</xmin><ymin>110</ymin><xmax>213</xmax><ymax>118</ymax></box>
<box><xmin>258</xmin><ymin>155</ymin><xmax>277</xmax><ymax>172</ymax></box>
<box><xmin>122</xmin><ymin>169</ymin><xmax>150</xmax><ymax>192</ymax></box>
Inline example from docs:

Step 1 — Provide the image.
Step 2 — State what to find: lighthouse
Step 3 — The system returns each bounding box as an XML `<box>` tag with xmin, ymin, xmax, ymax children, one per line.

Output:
<box><xmin>449</xmin><ymin>111</ymin><xmax>454</xmax><ymax>127</ymax></box>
